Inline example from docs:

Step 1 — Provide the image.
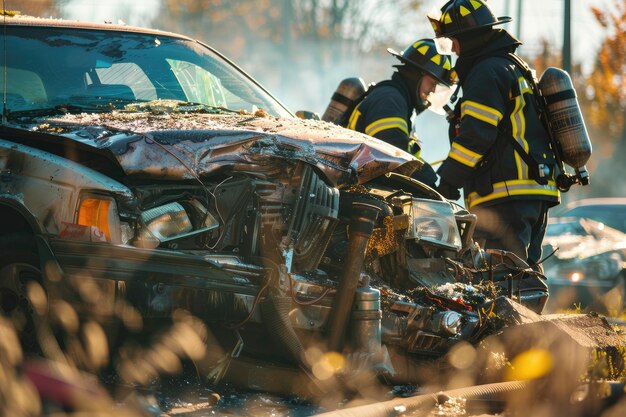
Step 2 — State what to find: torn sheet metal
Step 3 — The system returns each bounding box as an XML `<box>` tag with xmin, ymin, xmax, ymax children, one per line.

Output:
<box><xmin>21</xmin><ymin>112</ymin><xmax>421</xmax><ymax>187</ymax></box>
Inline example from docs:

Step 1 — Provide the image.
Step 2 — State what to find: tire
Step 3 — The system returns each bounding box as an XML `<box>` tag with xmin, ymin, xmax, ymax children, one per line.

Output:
<box><xmin>0</xmin><ymin>233</ymin><xmax>44</xmax><ymax>351</ymax></box>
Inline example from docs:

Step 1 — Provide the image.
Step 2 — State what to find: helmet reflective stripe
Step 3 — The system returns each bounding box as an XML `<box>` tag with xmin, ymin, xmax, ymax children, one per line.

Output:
<box><xmin>414</xmin><ymin>42</ymin><xmax>429</xmax><ymax>54</ymax></box>
<box><xmin>449</xmin><ymin>142</ymin><xmax>483</xmax><ymax>168</ymax></box>
<box><xmin>365</xmin><ymin>117</ymin><xmax>409</xmax><ymax>136</ymax></box>
<box><xmin>388</xmin><ymin>38</ymin><xmax>455</xmax><ymax>86</ymax></box>
<box><xmin>466</xmin><ymin>179</ymin><xmax>559</xmax><ymax>208</ymax></box>
<box><xmin>470</xmin><ymin>0</ymin><xmax>484</xmax><ymax>10</ymax></box>
<box><xmin>429</xmin><ymin>0</ymin><xmax>512</xmax><ymax>38</ymax></box>
<box><xmin>461</xmin><ymin>100</ymin><xmax>503</xmax><ymax>126</ymax></box>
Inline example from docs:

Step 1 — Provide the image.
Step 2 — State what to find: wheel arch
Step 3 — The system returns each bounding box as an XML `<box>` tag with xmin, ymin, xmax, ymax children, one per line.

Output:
<box><xmin>0</xmin><ymin>199</ymin><xmax>42</xmax><ymax>238</ymax></box>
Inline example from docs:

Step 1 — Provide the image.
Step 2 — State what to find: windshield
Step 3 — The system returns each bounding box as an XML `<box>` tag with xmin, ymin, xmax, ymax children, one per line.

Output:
<box><xmin>546</xmin><ymin>220</ymin><xmax>588</xmax><ymax>237</ymax></box>
<box><xmin>563</xmin><ymin>205</ymin><xmax>626</xmax><ymax>233</ymax></box>
<box><xmin>1</xmin><ymin>25</ymin><xmax>291</xmax><ymax>118</ymax></box>
<box><xmin>547</xmin><ymin>217</ymin><xmax>626</xmax><ymax>240</ymax></box>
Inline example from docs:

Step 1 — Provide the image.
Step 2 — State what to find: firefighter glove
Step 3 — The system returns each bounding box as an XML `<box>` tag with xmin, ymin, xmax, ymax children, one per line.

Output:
<box><xmin>436</xmin><ymin>178</ymin><xmax>461</xmax><ymax>200</ymax></box>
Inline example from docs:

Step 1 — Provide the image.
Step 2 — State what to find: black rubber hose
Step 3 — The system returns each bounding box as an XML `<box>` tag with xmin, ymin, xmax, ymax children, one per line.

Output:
<box><xmin>259</xmin><ymin>288</ymin><xmax>330</xmax><ymax>395</ymax></box>
<box><xmin>327</xmin><ymin>202</ymin><xmax>380</xmax><ymax>352</ymax></box>
<box><xmin>311</xmin><ymin>380</ymin><xmax>529</xmax><ymax>417</ymax></box>
<box><xmin>259</xmin><ymin>291</ymin><xmax>305</xmax><ymax>365</ymax></box>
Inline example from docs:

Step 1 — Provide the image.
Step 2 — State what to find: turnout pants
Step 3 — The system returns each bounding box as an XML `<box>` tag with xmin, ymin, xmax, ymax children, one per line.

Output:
<box><xmin>470</xmin><ymin>200</ymin><xmax>550</xmax><ymax>269</ymax></box>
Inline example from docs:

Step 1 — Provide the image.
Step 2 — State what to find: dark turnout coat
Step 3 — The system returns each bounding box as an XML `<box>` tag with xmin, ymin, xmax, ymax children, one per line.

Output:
<box><xmin>346</xmin><ymin>72</ymin><xmax>414</xmax><ymax>153</ymax></box>
<box><xmin>438</xmin><ymin>32</ymin><xmax>560</xmax><ymax>209</ymax></box>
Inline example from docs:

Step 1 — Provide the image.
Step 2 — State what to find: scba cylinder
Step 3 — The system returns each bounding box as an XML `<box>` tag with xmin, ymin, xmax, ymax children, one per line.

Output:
<box><xmin>538</xmin><ymin>67</ymin><xmax>592</xmax><ymax>170</ymax></box>
<box><xmin>321</xmin><ymin>77</ymin><xmax>367</xmax><ymax>125</ymax></box>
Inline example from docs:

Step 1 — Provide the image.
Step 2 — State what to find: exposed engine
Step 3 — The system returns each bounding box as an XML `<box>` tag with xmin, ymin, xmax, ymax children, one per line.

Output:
<box><xmin>121</xmin><ymin>161</ymin><xmax>548</xmax><ymax>371</ymax></box>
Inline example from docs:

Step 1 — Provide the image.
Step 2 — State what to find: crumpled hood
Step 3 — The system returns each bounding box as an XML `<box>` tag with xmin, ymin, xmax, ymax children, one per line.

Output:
<box><xmin>21</xmin><ymin>112</ymin><xmax>421</xmax><ymax>187</ymax></box>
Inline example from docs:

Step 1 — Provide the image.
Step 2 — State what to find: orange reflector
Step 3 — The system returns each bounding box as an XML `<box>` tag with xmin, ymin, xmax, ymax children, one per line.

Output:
<box><xmin>78</xmin><ymin>198</ymin><xmax>112</xmax><ymax>241</ymax></box>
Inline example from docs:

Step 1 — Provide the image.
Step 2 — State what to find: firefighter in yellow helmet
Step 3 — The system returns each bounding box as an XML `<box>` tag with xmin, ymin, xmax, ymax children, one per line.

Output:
<box><xmin>345</xmin><ymin>38</ymin><xmax>456</xmax><ymax>187</ymax></box>
<box><xmin>428</xmin><ymin>0</ymin><xmax>560</xmax><ymax>270</ymax></box>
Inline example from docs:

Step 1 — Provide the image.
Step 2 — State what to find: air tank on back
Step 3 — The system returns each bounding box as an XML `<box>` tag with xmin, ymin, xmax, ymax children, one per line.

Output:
<box><xmin>538</xmin><ymin>67</ymin><xmax>592</xmax><ymax>185</ymax></box>
<box><xmin>322</xmin><ymin>77</ymin><xmax>367</xmax><ymax>126</ymax></box>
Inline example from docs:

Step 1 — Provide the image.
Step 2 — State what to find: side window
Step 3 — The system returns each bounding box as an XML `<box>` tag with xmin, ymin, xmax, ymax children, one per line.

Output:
<box><xmin>3</xmin><ymin>68</ymin><xmax>47</xmax><ymax>109</ymax></box>
<box><xmin>167</xmin><ymin>59</ymin><xmax>227</xmax><ymax>107</ymax></box>
<box><xmin>92</xmin><ymin>63</ymin><xmax>157</xmax><ymax>101</ymax></box>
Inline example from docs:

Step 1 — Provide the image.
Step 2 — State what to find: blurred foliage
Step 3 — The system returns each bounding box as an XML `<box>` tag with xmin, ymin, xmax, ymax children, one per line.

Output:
<box><xmin>531</xmin><ymin>1</ymin><xmax>626</xmax><ymax>199</ymax></box>
<box><xmin>5</xmin><ymin>0</ymin><xmax>61</xmax><ymax>17</ymax></box>
<box><xmin>156</xmin><ymin>0</ymin><xmax>424</xmax><ymax>51</ymax></box>
<box><xmin>580</xmin><ymin>1</ymin><xmax>626</xmax><ymax>197</ymax></box>
<box><xmin>152</xmin><ymin>0</ymin><xmax>426</xmax><ymax>112</ymax></box>
<box><xmin>587</xmin><ymin>1</ymin><xmax>626</xmax><ymax>142</ymax></box>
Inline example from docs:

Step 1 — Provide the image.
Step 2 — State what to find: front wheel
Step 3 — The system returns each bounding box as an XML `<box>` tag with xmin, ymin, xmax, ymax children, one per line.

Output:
<box><xmin>0</xmin><ymin>233</ymin><xmax>44</xmax><ymax>351</ymax></box>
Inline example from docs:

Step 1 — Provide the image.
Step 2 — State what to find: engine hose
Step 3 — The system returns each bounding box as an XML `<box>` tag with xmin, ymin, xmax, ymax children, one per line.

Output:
<box><xmin>259</xmin><ymin>291</ymin><xmax>331</xmax><ymax>394</ymax></box>
<box><xmin>259</xmin><ymin>292</ymin><xmax>305</xmax><ymax>366</ymax></box>
<box><xmin>327</xmin><ymin>202</ymin><xmax>381</xmax><ymax>352</ymax></box>
<box><xmin>311</xmin><ymin>380</ymin><xmax>529</xmax><ymax>417</ymax></box>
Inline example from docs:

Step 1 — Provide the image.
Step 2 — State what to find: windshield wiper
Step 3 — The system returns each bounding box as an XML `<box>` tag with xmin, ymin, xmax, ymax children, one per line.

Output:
<box><xmin>120</xmin><ymin>100</ymin><xmax>241</xmax><ymax>115</ymax></box>
<box><xmin>7</xmin><ymin>103</ymin><xmax>109</xmax><ymax>119</ymax></box>
<box><xmin>171</xmin><ymin>101</ymin><xmax>240</xmax><ymax>114</ymax></box>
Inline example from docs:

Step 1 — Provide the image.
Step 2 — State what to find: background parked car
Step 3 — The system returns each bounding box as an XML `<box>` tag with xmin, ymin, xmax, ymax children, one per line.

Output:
<box><xmin>542</xmin><ymin>215</ymin><xmax>626</xmax><ymax>314</ymax></box>
<box><xmin>558</xmin><ymin>198</ymin><xmax>626</xmax><ymax>233</ymax></box>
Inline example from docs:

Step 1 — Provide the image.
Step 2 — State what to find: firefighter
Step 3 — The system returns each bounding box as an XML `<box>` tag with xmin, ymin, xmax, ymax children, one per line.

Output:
<box><xmin>346</xmin><ymin>38</ymin><xmax>456</xmax><ymax>187</ymax></box>
<box><xmin>428</xmin><ymin>0</ymin><xmax>560</xmax><ymax>268</ymax></box>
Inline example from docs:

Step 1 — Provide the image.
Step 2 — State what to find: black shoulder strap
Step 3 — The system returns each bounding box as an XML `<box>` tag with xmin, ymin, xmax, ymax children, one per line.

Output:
<box><xmin>504</xmin><ymin>53</ymin><xmax>547</xmax><ymax>113</ymax></box>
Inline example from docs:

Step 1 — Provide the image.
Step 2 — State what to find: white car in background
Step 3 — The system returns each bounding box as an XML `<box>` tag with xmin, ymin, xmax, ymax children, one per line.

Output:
<box><xmin>543</xmin><ymin>215</ymin><xmax>626</xmax><ymax>314</ymax></box>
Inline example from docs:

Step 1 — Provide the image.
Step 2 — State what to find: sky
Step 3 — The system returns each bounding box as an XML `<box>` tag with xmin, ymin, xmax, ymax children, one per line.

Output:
<box><xmin>40</xmin><ymin>0</ymin><xmax>612</xmax><ymax>164</ymax></box>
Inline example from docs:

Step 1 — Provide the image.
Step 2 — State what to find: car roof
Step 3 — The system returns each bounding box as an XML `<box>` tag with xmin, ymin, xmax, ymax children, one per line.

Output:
<box><xmin>566</xmin><ymin>198</ymin><xmax>626</xmax><ymax>209</ymax></box>
<box><xmin>0</xmin><ymin>14</ymin><xmax>191</xmax><ymax>40</ymax></box>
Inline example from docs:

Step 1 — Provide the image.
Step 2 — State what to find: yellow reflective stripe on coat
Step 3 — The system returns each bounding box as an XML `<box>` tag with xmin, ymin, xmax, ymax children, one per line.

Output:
<box><xmin>461</xmin><ymin>100</ymin><xmax>503</xmax><ymax>126</ymax></box>
<box><xmin>510</xmin><ymin>91</ymin><xmax>530</xmax><ymax>179</ymax></box>
<box><xmin>465</xmin><ymin>179</ymin><xmax>560</xmax><ymax>208</ymax></box>
<box><xmin>509</xmin><ymin>75</ymin><xmax>535</xmax><ymax>179</ymax></box>
<box><xmin>448</xmin><ymin>142</ymin><xmax>483</xmax><ymax>168</ymax></box>
<box><xmin>365</xmin><ymin>117</ymin><xmax>409</xmax><ymax>137</ymax></box>
<box><xmin>518</xmin><ymin>76</ymin><xmax>532</xmax><ymax>95</ymax></box>
<box><xmin>408</xmin><ymin>139</ymin><xmax>421</xmax><ymax>157</ymax></box>
<box><xmin>347</xmin><ymin>106</ymin><xmax>361</xmax><ymax>130</ymax></box>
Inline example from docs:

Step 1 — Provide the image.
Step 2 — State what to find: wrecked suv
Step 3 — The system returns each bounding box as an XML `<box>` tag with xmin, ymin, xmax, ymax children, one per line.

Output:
<box><xmin>0</xmin><ymin>17</ymin><xmax>548</xmax><ymax>392</ymax></box>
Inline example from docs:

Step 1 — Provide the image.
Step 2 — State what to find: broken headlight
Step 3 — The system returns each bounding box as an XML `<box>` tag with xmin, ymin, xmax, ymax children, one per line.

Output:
<box><xmin>136</xmin><ymin>201</ymin><xmax>219</xmax><ymax>248</ymax></box>
<box><xmin>406</xmin><ymin>198</ymin><xmax>462</xmax><ymax>251</ymax></box>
